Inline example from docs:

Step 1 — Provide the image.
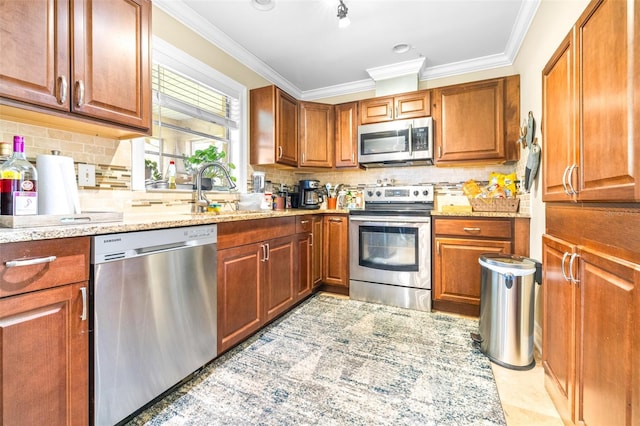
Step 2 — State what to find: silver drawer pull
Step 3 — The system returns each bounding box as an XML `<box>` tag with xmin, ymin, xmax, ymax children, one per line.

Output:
<box><xmin>80</xmin><ymin>287</ymin><xmax>87</xmax><ymax>321</ymax></box>
<box><xmin>300</xmin><ymin>220</ymin><xmax>309</xmax><ymax>224</ymax></box>
<box><xmin>463</xmin><ymin>227</ymin><xmax>481</xmax><ymax>232</ymax></box>
<box><xmin>5</xmin><ymin>255</ymin><xmax>57</xmax><ymax>268</ymax></box>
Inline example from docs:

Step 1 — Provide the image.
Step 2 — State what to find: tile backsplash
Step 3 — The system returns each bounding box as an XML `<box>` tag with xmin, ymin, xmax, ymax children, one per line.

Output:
<box><xmin>1</xmin><ymin>118</ymin><xmax>530</xmax><ymax>214</ymax></box>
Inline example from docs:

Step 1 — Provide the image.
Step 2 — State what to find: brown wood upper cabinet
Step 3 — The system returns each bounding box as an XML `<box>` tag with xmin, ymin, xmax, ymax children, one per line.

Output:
<box><xmin>359</xmin><ymin>90</ymin><xmax>431</xmax><ymax>124</ymax></box>
<box><xmin>542</xmin><ymin>0</ymin><xmax>638</xmax><ymax>202</ymax></box>
<box><xmin>334</xmin><ymin>101</ymin><xmax>359</xmax><ymax>168</ymax></box>
<box><xmin>299</xmin><ymin>101</ymin><xmax>334</xmax><ymax>168</ymax></box>
<box><xmin>432</xmin><ymin>75</ymin><xmax>520</xmax><ymax>165</ymax></box>
<box><xmin>250</xmin><ymin>85</ymin><xmax>299</xmax><ymax>166</ymax></box>
<box><xmin>0</xmin><ymin>0</ymin><xmax>151</xmax><ymax>132</ymax></box>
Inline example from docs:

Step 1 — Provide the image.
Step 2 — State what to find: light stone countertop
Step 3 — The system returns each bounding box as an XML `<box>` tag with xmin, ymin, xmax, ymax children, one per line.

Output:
<box><xmin>0</xmin><ymin>209</ymin><xmax>350</xmax><ymax>244</ymax></box>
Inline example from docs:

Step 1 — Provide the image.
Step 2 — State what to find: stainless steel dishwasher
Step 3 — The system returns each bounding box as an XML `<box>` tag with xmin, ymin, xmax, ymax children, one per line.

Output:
<box><xmin>91</xmin><ymin>225</ymin><xmax>217</xmax><ymax>426</ymax></box>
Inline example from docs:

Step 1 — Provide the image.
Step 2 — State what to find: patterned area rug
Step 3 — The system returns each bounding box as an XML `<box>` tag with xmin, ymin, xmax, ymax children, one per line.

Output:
<box><xmin>129</xmin><ymin>294</ymin><xmax>505</xmax><ymax>426</ymax></box>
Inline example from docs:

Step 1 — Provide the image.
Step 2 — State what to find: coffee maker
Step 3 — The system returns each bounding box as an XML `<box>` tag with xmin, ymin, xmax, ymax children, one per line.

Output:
<box><xmin>298</xmin><ymin>180</ymin><xmax>323</xmax><ymax>209</ymax></box>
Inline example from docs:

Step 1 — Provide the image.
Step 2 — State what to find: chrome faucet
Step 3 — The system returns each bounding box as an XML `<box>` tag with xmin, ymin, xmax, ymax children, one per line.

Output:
<box><xmin>193</xmin><ymin>162</ymin><xmax>237</xmax><ymax>213</ymax></box>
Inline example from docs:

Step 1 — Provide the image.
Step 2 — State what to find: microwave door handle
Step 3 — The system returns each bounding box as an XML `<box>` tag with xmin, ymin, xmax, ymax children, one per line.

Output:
<box><xmin>408</xmin><ymin>124</ymin><xmax>413</xmax><ymax>156</ymax></box>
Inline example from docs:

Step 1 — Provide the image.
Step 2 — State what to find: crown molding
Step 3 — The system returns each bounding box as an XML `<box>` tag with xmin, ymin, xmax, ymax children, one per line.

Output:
<box><xmin>366</xmin><ymin>57</ymin><xmax>426</xmax><ymax>82</ymax></box>
<box><xmin>301</xmin><ymin>79</ymin><xmax>375</xmax><ymax>101</ymax></box>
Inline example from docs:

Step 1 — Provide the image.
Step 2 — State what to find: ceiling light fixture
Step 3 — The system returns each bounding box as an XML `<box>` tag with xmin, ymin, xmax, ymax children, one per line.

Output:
<box><xmin>393</xmin><ymin>43</ymin><xmax>412</xmax><ymax>54</ymax></box>
<box><xmin>251</xmin><ymin>0</ymin><xmax>274</xmax><ymax>12</ymax></box>
<box><xmin>337</xmin><ymin>0</ymin><xmax>350</xmax><ymax>28</ymax></box>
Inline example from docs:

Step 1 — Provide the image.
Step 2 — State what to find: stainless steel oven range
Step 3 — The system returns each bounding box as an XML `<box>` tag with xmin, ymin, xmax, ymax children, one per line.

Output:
<box><xmin>349</xmin><ymin>184</ymin><xmax>434</xmax><ymax>312</ymax></box>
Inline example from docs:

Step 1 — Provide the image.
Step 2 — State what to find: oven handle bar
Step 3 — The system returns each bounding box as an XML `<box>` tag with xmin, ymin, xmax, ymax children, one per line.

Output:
<box><xmin>349</xmin><ymin>216</ymin><xmax>431</xmax><ymax>224</ymax></box>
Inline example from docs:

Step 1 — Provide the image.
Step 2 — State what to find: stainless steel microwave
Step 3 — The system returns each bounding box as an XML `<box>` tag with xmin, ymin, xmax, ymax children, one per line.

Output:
<box><xmin>357</xmin><ymin>117</ymin><xmax>433</xmax><ymax>167</ymax></box>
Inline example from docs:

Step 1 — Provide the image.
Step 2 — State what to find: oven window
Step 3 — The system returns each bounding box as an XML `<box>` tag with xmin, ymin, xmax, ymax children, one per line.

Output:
<box><xmin>358</xmin><ymin>225</ymin><xmax>418</xmax><ymax>271</ymax></box>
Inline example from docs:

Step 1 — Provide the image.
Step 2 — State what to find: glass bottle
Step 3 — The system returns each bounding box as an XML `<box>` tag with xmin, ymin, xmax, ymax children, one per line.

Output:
<box><xmin>167</xmin><ymin>160</ymin><xmax>177</xmax><ymax>189</ymax></box>
<box><xmin>0</xmin><ymin>136</ymin><xmax>38</xmax><ymax>215</ymax></box>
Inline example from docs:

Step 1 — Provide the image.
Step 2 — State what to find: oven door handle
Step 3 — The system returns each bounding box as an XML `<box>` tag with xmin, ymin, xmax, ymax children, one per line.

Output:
<box><xmin>349</xmin><ymin>217</ymin><xmax>431</xmax><ymax>224</ymax></box>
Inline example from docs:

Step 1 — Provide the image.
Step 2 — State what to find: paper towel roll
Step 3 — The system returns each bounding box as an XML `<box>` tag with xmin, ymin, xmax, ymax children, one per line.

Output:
<box><xmin>36</xmin><ymin>154</ymin><xmax>81</xmax><ymax>215</ymax></box>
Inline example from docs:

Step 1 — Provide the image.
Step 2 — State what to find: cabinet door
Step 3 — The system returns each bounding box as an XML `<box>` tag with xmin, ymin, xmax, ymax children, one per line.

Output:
<box><xmin>576</xmin><ymin>0</ymin><xmax>636</xmax><ymax>201</ymax></box>
<box><xmin>433</xmin><ymin>78</ymin><xmax>506</xmax><ymax>164</ymax></box>
<box><xmin>574</xmin><ymin>246</ymin><xmax>637</xmax><ymax>426</ymax></box>
<box><xmin>299</xmin><ymin>101</ymin><xmax>334</xmax><ymax>168</ymax></box>
<box><xmin>322</xmin><ymin>215</ymin><xmax>349</xmax><ymax>287</ymax></box>
<box><xmin>541</xmin><ymin>234</ymin><xmax>576</xmax><ymax>424</ymax></box>
<box><xmin>296</xmin><ymin>232</ymin><xmax>312</xmax><ymax>300</ymax></box>
<box><xmin>0</xmin><ymin>283</ymin><xmax>88</xmax><ymax>426</ymax></box>
<box><xmin>359</xmin><ymin>96</ymin><xmax>394</xmax><ymax>124</ymax></box>
<box><xmin>312</xmin><ymin>215</ymin><xmax>323</xmax><ymax>287</ymax></box>
<box><xmin>394</xmin><ymin>90</ymin><xmax>430</xmax><ymax>120</ymax></box>
<box><xmin>72</xmin><ymin>0</ymin><xmax>150</xmax><ymax>129</ymax></box>
<box><xmin>217</xmin><ymin>243</ymin><xmax>263</xmax><ymax>353</ymax></box>
<box><xmin>0</xmin><ymin>0</ymin><xmax>70</xmax><ymax>110</ymax></box>
<box><xmin>433</xmin><ymin>237</ymin><xmax>511</xmax><ymax>317</ymax></box>
<box><xmin>334</xmin><ymin>102</ymin><xmax>358</xmax><ymax>168</ymax></box>
<box><xmin>263</xmin><ymin>235</ymin><xmax>296</xmax><ymax>322</ymax></box>
<box><xmin>276</xmin><ymin>88</ymin><xmax>299</xmax><ymax>166</ymax></box>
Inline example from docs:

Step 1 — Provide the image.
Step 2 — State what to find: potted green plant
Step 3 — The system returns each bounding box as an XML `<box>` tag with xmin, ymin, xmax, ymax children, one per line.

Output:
<box><xmin>184</xmin><ymin>145</ymin><xmax>236</xmax><ymax>189</ymax></box>
<box><xmin>145</xmin><ymin>159</ymin><xmax>162</xmax><ymax>181</ymax></box>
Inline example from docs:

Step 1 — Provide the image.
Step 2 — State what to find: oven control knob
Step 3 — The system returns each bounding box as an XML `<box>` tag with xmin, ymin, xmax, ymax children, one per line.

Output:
<box><xmin>375</xmin><ymin>191</ymin><xmax>381</xmax><ymax>197</ymax></box>
<box><xmin>367</xmin><ymin>190</ymin><xmax>374</xmax><ymax>197</ymax></box>
<box><xmin>413</xmin><ymin>190</ymin><xmax>419</xmax><ymax>196</ymax></box>
<box><xmin>423</xmin><ymin>190</ymin><xmax>429</xmax><ymax>196</ymax></box>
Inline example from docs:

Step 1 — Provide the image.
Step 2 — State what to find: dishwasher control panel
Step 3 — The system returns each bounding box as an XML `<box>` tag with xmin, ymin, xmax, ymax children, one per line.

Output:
<box><xmin>92</xmin><ymin>224</ymin><xmax>217</xmax><ymax>264</ymax></box>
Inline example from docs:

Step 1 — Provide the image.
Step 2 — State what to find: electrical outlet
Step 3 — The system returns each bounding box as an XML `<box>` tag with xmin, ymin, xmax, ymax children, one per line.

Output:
<box><xmin>78</xmin><ymin>164</ymin><xmax>96</xmax><ymax>187</ymax></box>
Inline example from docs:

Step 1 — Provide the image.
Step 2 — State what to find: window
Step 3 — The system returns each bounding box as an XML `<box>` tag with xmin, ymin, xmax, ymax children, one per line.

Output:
<box><xmin>132</xmin><ymin>37</ymin><xmax>247</xmax><ymax>191</ymax></box>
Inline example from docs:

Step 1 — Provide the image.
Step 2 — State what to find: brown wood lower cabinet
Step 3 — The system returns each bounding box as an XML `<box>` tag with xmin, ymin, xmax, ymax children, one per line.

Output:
<box><xmin>432</xmin><ymin>216</ymin><xmax>529</xmax><ymax>316</ymax></box>
<box><xmin>543</xmin><ymin>205</ymin><xmax>639</xmax><ymax>426</ymax></box>
<box><xmin>217</xmin><ymin>242</ymin><xmax>263</xmax><ymax>353</ymax></box>
<box><xmin>0</xmin><ymin>237</ymin><xmax>90</xmax><ymax>426</ymax></box>
<box><xmin>322</xmin><ymin>214</ymin><xmax>349</xmax><ymax>288</ymax></box>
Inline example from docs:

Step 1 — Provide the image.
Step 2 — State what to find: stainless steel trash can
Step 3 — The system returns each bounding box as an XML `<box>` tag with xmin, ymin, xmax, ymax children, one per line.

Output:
<box><xmin>476</xmin><ymin>253</ymin><xmax>538</xmax><ymax>370</ymax></box>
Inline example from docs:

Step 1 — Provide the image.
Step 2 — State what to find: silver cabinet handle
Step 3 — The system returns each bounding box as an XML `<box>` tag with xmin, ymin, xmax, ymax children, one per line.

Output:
<box><xmin>302</xmin><ymin>153</ymin><xmax>305</xmax><ymax>163</ymax></box>
<box><xmin>261</xmin><ymin>244</ymin><xmax>267</xmax><ymax>262</ymax></box>
<box><xmin>57</xmin><ymin>75</ymin><xmax>67</xmax><ymax>105</ymax></box>
<box><xmin>436</xmin><ymin>241</ymin><xmax>440</xmax><ymax>256</ymax></box>
<box><xmin>562</xmin><ymin>166</ymin><xmax>571</xmax><ymax>195</ymax></box>
<box><xmin>5</xmin><ymin>255</ymin><xmax>56</xmax><ymax>268</ymax></box>
<box><xmin>264</xmin><ymin>243</ymin><xmax>270</xmax><ymax>261</ymax></box>
<box><xmin>80</xmin><ymin>287</ymin><xmax>87</xmax><ymax>321</ymax></box>
<box><xmin>329</xmin><ymin>218</ymin><xmax>342</xmax><ymax>223</ymax></box>
<box><xmin>567</xmin><ymin>164</ymin><xmax>578</xmax><ymax>195</ymax></box>
<box><xmin>463</xmin><ymin>227</ymin><xmax>481</xmax><ymax>232</ymax></box>
<box><xmin>300</xmin><ymin>220</ymin><xmax>309</xmax><ymax>224</ymax></box>
<box><xmin>561</xmin><ymin>252</ymin><xmax>570</xmax><ymax>282</ymax></box>
<box><xmin>568</xmin><ymin>253</ymin><xmax>580</xmax><ymax>283</ymax></box>
<box><xmin>351</xmin><ymin>152</ymin><xmax>355</xmax><ymax>163</ymax></box>
<box><xmin>75</xmin><ymin>80</ymin><xmax>84</xmax><ymax>107</ymax></box>
<box><xmin>438</xmin><ymin>146</ymin><xmax>442</xmax><ymax>158</ymax></box>
<box><xmin>278</xmin><ymin>146</ymin><xmax>283</xmax><ymax>159</ymax></box>
<box><xmin>310</xmin><ymin>233</ymin><xmax>314</xmax><ymax>247</ymax></box>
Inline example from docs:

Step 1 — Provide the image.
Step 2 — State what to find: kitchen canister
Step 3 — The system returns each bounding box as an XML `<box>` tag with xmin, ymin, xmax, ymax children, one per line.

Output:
<box><xmin>36</xmin><ymin>152</ymin><xmax>81</xmax><ymax>215</ymax></box>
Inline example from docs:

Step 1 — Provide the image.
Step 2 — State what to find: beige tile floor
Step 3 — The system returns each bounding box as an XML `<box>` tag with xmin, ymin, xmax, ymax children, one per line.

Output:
<box><xmin>492</xmin><ymin>360</ymin><xmax>564</xmax><ymax>425</ymax></box>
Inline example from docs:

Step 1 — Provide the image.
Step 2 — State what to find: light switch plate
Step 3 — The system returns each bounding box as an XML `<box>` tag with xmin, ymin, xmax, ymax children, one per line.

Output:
<box><xmin>78</xmin><ymin>164</ymin><xmax>96</xmax><ymax>187</ymax></box>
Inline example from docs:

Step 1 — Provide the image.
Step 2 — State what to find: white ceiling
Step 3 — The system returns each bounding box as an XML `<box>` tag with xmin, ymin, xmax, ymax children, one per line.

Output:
<box><xmin>154</xmin><ymin>0</ymin><xmax>540</xmax><ymax>101</ymax></box>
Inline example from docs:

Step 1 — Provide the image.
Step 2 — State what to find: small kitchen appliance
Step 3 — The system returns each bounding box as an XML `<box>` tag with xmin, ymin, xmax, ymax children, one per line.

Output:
<box><xmin>298</xmin><ymin>179</ymin><xmax>323</xmax><ymax>209</ymax></box>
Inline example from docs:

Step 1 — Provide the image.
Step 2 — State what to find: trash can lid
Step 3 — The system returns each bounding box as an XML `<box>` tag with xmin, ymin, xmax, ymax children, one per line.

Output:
<box><xmin>479</xmin><ymin>253</ymin><xmax>536</xmax><ymax>276</ymax></box>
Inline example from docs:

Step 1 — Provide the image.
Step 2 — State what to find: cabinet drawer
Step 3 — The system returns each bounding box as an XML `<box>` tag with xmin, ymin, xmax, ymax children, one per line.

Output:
<box><xmin>296</xmin><ymin>216</ymin><xmax>314</xmax><ymax>233</ymax></box>
<box><xmin>434</xmin><ymin>218</ymin><xmax>512</xmax><ymax>239</ymax></box>
<box><xmin>218</xmin><ymin>217</ymin><xmax>295</xmax><ymax>249</ymax></box>
<box><xmin>0</xmin><ymin>237</ymin><xmax>90</xmax><ymax>298</ymax></box>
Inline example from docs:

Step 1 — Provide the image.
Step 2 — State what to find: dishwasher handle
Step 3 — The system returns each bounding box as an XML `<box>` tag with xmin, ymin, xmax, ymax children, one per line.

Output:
<box><xmin>135</xmin><ymin>242</ymin><xmax>192</xmax><ymax>256</ymax></box>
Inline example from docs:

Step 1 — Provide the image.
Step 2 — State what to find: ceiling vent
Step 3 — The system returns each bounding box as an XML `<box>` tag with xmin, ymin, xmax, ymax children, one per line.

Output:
<box><xmin>366</xmin><ymin>57</ymin><xmax>426</xmax><ymax>96</ymax></box>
